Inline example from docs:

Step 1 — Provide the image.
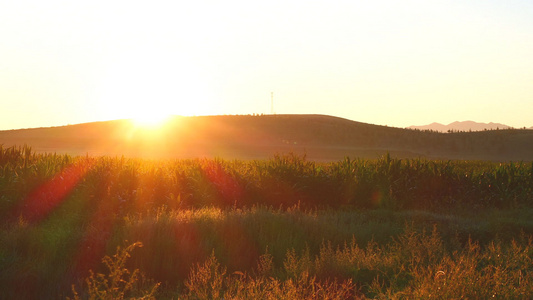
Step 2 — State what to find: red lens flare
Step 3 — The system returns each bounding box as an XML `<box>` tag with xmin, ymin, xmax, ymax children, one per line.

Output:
<box><xmin>15</xmin><ymin>159</ymin><xmax>92</xmax><ymax>224</ymax></box>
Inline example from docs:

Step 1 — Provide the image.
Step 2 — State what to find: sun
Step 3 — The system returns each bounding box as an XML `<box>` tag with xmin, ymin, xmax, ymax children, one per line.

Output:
<box><xmin>127</xmin><ymin>111</ymin><xmax>174</xmax><ymax>142</ymax></box>
<box><xmin>95</xmin><ymin>48</ymin><xmax>218</xmax><ymax>128</ymax></box>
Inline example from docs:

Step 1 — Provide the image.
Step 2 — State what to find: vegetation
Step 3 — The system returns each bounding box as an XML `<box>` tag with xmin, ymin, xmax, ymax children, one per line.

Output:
<box><xmin>0</xmin><ymin>146</ymin><xmax>532</xmax><ymax>299</ymax></box>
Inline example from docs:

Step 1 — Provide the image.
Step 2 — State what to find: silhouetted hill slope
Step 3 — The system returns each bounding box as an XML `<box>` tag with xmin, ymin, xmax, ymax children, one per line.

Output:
<box><xmin>409</xmin><ymin>121</ymin><xmax>512</xmax><ymax>132</ymax></box>
<box><xmin>1</xmin><ymin>115</ymin><xmax>532</xmax><ymax>161</ymax></box>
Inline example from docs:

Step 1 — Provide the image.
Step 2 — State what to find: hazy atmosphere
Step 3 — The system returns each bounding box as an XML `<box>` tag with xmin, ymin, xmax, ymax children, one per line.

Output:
<box><xmin>1</xmin><ymin>0</ymin><xmax>532</xmax><ymax>130</ymax></box>
<box><xmin>2</xmin><ymin>2</ymin><xmax>533</xmax><ymax>298</ymax></box>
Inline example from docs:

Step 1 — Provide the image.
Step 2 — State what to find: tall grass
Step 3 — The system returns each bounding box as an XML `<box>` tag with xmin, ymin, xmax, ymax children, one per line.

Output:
<box><xmin>0</xmin><ymin>146</ymin><xmax>532</xmax><ymax>298</ymax></box>
<box><xmin>181</xmin><ymin>226</ymin><xmax>532</xmax><ymax>299</ymax></box>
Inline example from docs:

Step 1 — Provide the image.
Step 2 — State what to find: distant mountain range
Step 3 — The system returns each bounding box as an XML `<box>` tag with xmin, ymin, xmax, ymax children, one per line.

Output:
<box><xmin>408</xmin><ymin>121</ymin><xmax>518</xmax><ymax>132</ymax></box>
<box><xmin>1</xmin><ymin>115</ymin><xmax>533</xmax><ymax>161</ymax></box>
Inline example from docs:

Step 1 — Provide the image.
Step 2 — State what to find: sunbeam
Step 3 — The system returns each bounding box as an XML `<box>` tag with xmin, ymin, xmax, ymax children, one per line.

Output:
<box><xmin>15</xmin><ymin>159</ymin><xmax>93</xmax><ymax>224</ymax></box>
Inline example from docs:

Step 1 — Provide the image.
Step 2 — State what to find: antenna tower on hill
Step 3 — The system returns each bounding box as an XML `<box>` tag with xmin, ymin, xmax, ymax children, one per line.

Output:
<box><xmin>270</xmin><ymin>92</ymin><xmax>274</xmax><ymax>114</ymax></box>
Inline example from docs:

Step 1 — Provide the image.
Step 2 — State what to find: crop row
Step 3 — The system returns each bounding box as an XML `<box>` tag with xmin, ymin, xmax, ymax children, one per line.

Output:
<box><xmin>1</xmin><ymin>147</ymin><xmax>532</xmax><ymax>218</ymax></box>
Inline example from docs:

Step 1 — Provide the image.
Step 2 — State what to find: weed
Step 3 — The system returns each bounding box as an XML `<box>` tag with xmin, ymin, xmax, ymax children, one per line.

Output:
<box><xmin>69</xmin><ymin>242</ymin><xmax>159</xmax><ymax>300</ymax></box>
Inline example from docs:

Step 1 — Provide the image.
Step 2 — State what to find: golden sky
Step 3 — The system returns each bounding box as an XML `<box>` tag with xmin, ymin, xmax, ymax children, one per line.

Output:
<box><xmin>1</xmin><ymin>0</ymin><xmax>532</xmax><ymax>130</ymax></box>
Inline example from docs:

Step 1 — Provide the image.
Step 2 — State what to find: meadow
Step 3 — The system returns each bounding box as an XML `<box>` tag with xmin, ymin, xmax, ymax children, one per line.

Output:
<box><xmin>0</xmin><ymin>146</ymin><xmax>532</xmax><ymax>299</ymax></box>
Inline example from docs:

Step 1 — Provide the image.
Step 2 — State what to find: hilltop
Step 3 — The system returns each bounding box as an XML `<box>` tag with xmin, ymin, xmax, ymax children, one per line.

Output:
<box><xmin>1</xmin><ymin>114</ymin><xmax>532</xmax><ymax>161</ymax></box>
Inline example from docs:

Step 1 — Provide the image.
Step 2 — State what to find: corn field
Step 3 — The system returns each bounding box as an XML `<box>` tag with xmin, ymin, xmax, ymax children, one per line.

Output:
<box><xmin>0</xmin><ymin>146</ymin><xmax>532</xmax><ymax>299</ymax></box>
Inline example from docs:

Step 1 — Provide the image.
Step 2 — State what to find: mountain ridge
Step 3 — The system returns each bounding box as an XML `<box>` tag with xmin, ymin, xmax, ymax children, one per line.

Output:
<box><xmin>408</xmin><ymin>121</ymin><xmax>515</xmax><ymax>132</ymax></box>
<box><xmin>1</xmin><ymin>114</ymin><xmax>532</xmax><ymax>161</ymax></box>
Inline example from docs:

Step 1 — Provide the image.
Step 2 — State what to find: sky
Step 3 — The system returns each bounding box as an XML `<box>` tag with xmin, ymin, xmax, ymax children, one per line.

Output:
<box><xmin>1</xmin><ymin>0</ymin><xmax>532</xmax><ymax>130</ymax></box>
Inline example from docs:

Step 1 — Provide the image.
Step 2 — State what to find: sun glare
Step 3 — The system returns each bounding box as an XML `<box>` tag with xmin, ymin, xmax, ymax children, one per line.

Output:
<box><xmin>127</xmin><ymin>112</ymin><xmax>173</xmax><ymax>142</ymax></box>
<box><xmin>95</xmin><ymin>50</ymin><xmax>216</xmax><ymax>129</ymax></box>
<box><xmin>132</xmin><ymin>112</ymin><xmax>171</xmax><ymax>128</ymax></box>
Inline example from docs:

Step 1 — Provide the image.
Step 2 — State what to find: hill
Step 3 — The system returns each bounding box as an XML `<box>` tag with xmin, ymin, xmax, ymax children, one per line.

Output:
<box><xmin>408</xmin><ymin>121</ymin><xmax>513</xmax><ymax>132</ymax></box>
<box><xmin>1</xmin><ymin>114</ymin><xmax>533</xmax><ymax>161</ymax></box>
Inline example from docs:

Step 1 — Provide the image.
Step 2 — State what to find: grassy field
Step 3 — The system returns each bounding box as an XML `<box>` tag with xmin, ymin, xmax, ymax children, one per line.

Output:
<box><xmin>0</xmin><ymin>146</ymin><xmax>532</xmax><ymax>299</ymax></box>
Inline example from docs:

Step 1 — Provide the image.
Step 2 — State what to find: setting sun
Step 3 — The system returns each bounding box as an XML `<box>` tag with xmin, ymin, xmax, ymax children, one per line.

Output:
<box><xmin>89</xmin><ymin>46</ymin><xmax>220</xmax><ymax>128</ymax></box>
